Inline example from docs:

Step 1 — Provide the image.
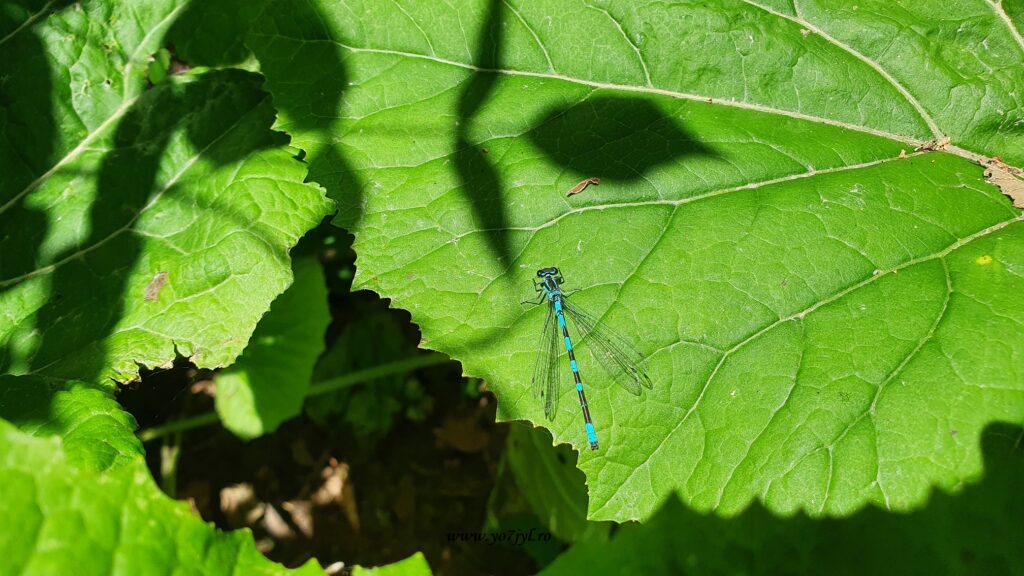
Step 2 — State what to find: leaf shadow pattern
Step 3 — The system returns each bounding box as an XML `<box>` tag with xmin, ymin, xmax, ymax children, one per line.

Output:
<box><xmin>529</xmin><ymin>95</ymin><xmax>716</xmax><ymax>185</ymax></box>
<box><xmin>454</xmin><ymin>0</ymin><xmax>512</xmax><ymax>266</ymax></box>
<box><xmin>240</xmin><ymin>0</ymin><xmax>363</xmax><ymax>229</ymax></box>
<box><xmin>454</xmin><ymin>97</ymin><xmax>720</xmax><ymax>353</ymax></box>
<box><xmin>26</xmin><ymin>70</ymin><xmax>280</xmax><ymax>382</ymax></box>
<box><xmin>543</xmin><ymin>422</ymin><xmax>1024</xmax><ymax>575</ymax></box>
<box><xmin>0</xmin><ymin>0</ymin><xmax>76</xmax><ymax>368</ymax></box>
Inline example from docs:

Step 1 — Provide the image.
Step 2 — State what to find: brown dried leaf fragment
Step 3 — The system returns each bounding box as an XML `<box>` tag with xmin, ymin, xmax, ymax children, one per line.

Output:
<box><xmin>143</xmin><ymin>271</ymin><xmax>168</xmax><ymax>301</ymax></box>
<box><xmin>982</xmin><ymin>157</ymin><xmax>1024</xmax><ymax>209</ymax></box>
<box><xmin>219</xmin><ymin>483</ymin><xmax>265</xmax><ymax>528</ymax></box>
<box><xmin>915</xmin><ymin>136</ymin><xmax>951</xmax><ymax>152</ymax></box>
<box><xmin>567</xmin><ymin>177</ymin><xmax>600</xmax><ymax>196</ymax></box>
<box><xmin>313</xmin><ymin>458</ymin><xmax>361</xmax><ymax>532</ymax></box>
<box><xmin>433</xmin><ymin>411</ymin><xmax>491</xmax><ymax>452</ymax></box>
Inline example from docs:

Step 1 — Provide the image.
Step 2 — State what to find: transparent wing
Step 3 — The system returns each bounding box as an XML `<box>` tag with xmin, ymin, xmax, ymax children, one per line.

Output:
<box><xmin>531</xmin><ymin>303</ymin><xmax>562</xmax><ymax>419</ymax></box>
<box><xmin>562</xmin><ymin>298</ymin><xmax>652</xmax><ymax>395</ymax></box>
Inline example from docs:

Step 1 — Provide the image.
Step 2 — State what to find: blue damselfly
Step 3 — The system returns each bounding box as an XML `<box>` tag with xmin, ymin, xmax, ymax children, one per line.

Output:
<box><xmin>530</xmin><ymin>267</ymin><xmax>652</xmax><ymax>450</ymax></box>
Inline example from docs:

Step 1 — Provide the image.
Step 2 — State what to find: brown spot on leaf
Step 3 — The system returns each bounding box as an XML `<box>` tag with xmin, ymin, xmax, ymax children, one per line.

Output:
<box><xmin>144</xmin><ymin>271</ymin><xmax>168</xmax><ymax>301</ymax></box>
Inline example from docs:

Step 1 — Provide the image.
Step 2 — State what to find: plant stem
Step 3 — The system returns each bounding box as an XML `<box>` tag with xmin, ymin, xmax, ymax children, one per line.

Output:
<box><xmin>136</xmin><ymin>352</ymin><xmax>451</xmax><ymax>443</ymax></box>
<box><xmin>139</xmin><ymin>412</ymin><xmax>219</xmax><ymax>443</ymax></box>
<box><xmin>307</xmin><ymin>353</ymin><xmax>450</xmax><ymax>397</ymax></box>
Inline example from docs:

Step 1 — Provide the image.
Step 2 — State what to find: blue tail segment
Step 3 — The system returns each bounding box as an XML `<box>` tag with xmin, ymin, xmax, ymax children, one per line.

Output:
<box><xmin>556</xmin><ymin>300</ymin><xmax>599</xmax><ymax>450</ymax></box>
<box><xmin>530</xmin><ymin>266</ymin><xmax>651</xmax><ymax>451</ymax></box>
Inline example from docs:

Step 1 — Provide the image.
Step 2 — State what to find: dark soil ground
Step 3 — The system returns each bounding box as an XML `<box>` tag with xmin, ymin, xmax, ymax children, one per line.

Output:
<box><xmin>119</xmin><ymin>226</ymin><xmax>544</xmax><ymax>576</ymax></box>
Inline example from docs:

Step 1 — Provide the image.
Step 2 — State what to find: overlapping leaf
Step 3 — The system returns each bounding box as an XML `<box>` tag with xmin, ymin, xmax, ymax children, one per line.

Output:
<box><xmin>505</xmin><ymin>423</ymin><xmax>606</xmax><ymax>543</ymax></box>
<box><xmin>247</xmin><ymin>0</ymin><xmax>1024</xmax><ymax>522</ymax></box>
<box><xmin>0</xmin><ymin>0</ymin><xmax>332</xmax><ymax>387</ymax></box>
<box><xmin>0</xmin><ymin>4</ymin><xmax>333</xmax><ymax>567</ymax></box>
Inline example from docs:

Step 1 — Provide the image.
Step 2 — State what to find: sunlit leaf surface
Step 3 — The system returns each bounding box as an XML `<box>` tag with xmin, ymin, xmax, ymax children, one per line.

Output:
<box><xmin>248</xmin><ymin>0</ymin><xmax>1024</xmax><ymax>521</ymax></box>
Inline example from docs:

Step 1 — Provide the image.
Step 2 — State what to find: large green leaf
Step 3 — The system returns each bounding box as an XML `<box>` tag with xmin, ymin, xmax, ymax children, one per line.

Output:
<box><xmin>247</xmin><ymin>0</ymin><xmax>1024</xmax><ymax>522</ymax></box>
<box><xmin>0</xmin><ymin>0</ymin><xmax>332</xmax><ymax>387</ymax></box>
<box><xmin>0</xmin><ymin>418</ymin><xmax>324</xmax><ymax>576</ymax></box>
<box><xmin>216</xmin><ymin>258</ymin><xmax>330</xmax><ymax>439</ymax></box>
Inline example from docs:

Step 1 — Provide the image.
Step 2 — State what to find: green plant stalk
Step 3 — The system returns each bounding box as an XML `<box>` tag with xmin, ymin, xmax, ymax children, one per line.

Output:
<box><xmin>136</xmin><ymin>352</ymin><xmax>451</xmax><ymax>443</ymax></box>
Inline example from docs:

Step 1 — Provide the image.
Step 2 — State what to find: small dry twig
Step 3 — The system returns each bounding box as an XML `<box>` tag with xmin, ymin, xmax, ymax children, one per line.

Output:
<box><xmin>567</xmin><ymin>177</ymin><xmax>600</xmax><ymax>196</ymax></box>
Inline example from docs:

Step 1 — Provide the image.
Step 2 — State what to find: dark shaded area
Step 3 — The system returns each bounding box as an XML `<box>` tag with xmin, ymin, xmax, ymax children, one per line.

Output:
<box><xmin>0</xmin><ymin>0</ymin><xmax>75</xmax><ymax>369</ymax></box>
<box><xmin>0</xmin><ymin>374</ymin><xmax>68</xmax><ymax>425</ymax></box>
<box><xmin>239</xmin><ymin>0</ymin><xmax>363</xmax><ymax>228</ymax></box>
<box><xmin>121</xmin><ymin>226</ymin><xmax>542</xmax><ymax>576</ymax></box>
<box><xmin>453</xmin><ymin>0</ymin><xmax>512</xmax><ymax>265</ymax></box>
<box><xmin>545</xmin><ymin>423</ymin><xmax>1024</xmax><ymax>576</ymax></box>
<box><xmin>167</xmin><ymin>0</ymin><xmax>270</xmax><ymax>67</ymax></box>
<box><xmin>529</xmin><ymin>95</ymin><xmax>715</xmax><ymax>183</ymax></box>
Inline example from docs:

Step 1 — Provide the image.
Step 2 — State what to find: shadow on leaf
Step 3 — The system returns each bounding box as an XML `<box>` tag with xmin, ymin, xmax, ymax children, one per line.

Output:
<box><xmin>26</xmin><ymin>70</ymin><xmax>279</xmax><ymax>382</ymax></box>
<box><xmin>543</xmin><ymin>422</ymin><xmax>1024</xmax><ymax>575</ymax></box>
<box><xmin>454</xmin><ymin>0</ymin><xmax>512</xmax><ymax>267</ymax></box>
<box><xmin>529</xmin><ymin>95</ymin><xmax>716</xmax><ymax>184</ymax></box>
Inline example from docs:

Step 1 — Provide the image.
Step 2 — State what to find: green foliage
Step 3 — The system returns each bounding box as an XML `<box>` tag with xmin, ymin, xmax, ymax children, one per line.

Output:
<box><xmin>0</xmin><ymin>375</ymin><xmax>141</xmax><ymax>471</ymax></box>
<box><xmin>0</xmin><ymin>0</ymin><xmax>332</xmax><ymax>572</ymax></box>
<box><xmin>1</xmin><ymin>0</ymin><xmax>1022</xmax><ymax>573</ymax></box>
<box><xmin>0</xmin><ymin>62</ymin><xmax>331</xmax><ymax>386</ymax></box>
<box><xmin>542</xmin><ymin>424</ymin><xmax>1024</xmax><ymax>575</ymax></box>
<box><xmin>0</xmin><ymin>419</ymin><xmax>323</xmax><ymax>575</ymax></box>
<box><xmin>505</xmin><ymin>423</ymin><xmax>609</xmax><ymax>543</ymax></box>
<box><xmin>216</xmin><ymin>258</ymin><xmax>331</xmax><ymax>439</ymax></box>
<box><xmin>244</xmin><ymin>0</ymin><xmax>1024</xmax><ymax>522</ymax></box>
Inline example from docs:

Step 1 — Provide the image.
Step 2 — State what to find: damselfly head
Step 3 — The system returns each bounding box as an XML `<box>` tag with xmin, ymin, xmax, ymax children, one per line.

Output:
<box><xmin>536</xmin><ymin>267</ymin><xmax>560</xmax><ymax>278</ymax></box>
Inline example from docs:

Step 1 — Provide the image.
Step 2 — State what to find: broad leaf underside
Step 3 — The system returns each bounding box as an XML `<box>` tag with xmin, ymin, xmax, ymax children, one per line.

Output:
<box><xmin>250</xmin><ymin>0</ymin><xmax>1024</xmax><ymax>522</ymax></box>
